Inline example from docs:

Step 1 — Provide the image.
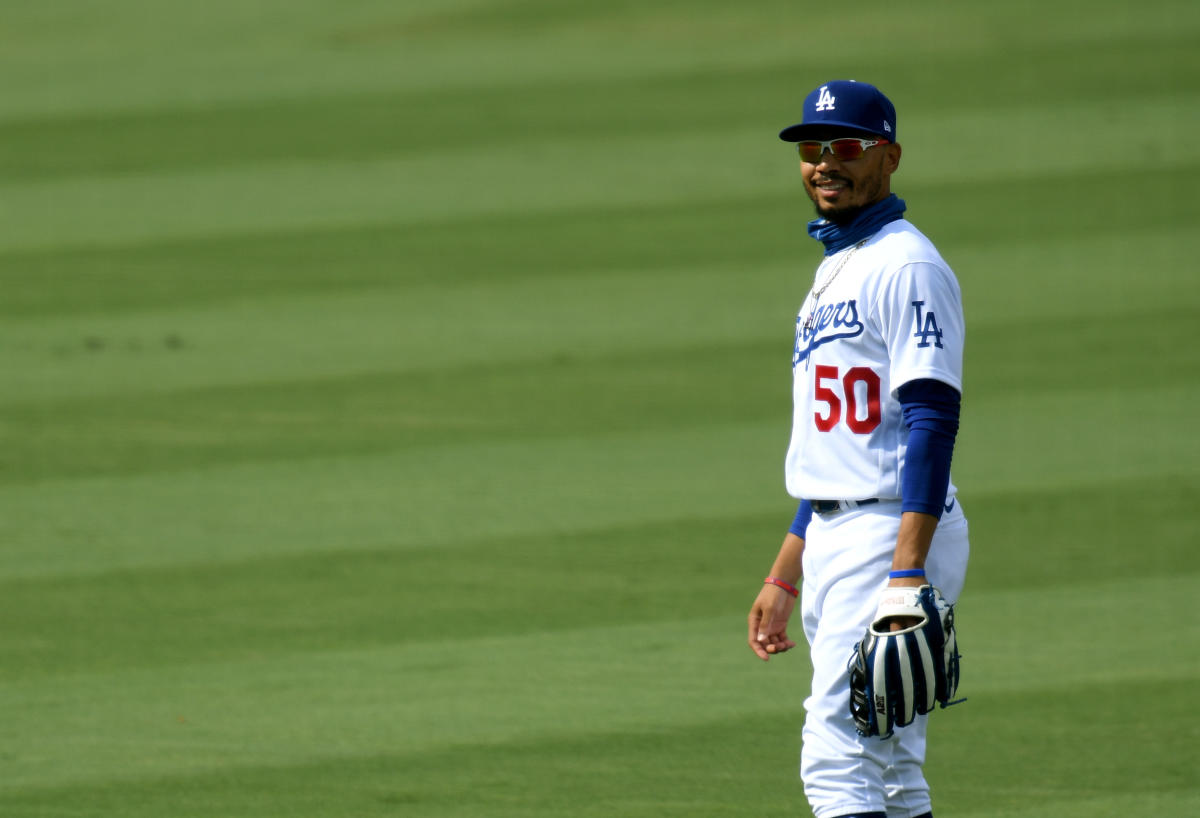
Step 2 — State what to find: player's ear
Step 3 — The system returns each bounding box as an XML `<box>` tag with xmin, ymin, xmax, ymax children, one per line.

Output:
<box><xmin>883</xmin><ymin>142</ymin><xmax>902</xmax><ymax>174</ymax></box>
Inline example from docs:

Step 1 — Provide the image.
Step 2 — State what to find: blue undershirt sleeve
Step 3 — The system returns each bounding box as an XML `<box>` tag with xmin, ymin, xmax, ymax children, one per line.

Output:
<box><xmin>897</xmin><ymin>379</ymin><xmax>961</xmax><ymax>518</ymax></box>
<box><xmin>788</xmin><ymin>500</ymin><xmax>813</xmax><ymax>539</ymax></box>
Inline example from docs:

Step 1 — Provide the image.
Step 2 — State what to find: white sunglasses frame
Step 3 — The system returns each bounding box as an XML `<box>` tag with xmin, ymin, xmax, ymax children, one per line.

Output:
<box><xmin>796</xmin><ymin>137</ymin><xmax>889</xmax><ymax>162</ymax></box>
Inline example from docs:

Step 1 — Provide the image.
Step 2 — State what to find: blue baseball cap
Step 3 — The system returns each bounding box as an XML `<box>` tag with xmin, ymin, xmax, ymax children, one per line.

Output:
<box><xmin>779</xmin><ymin>80</ymin><xmax>897</xmax><ymax>142</ymax></box>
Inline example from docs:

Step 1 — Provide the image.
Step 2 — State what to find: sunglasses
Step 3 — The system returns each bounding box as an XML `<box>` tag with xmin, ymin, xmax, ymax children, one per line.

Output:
<box><xmin>797</xmin><ymin>137</ymin><xmax>888</xmax><ymax>163</ymax></box>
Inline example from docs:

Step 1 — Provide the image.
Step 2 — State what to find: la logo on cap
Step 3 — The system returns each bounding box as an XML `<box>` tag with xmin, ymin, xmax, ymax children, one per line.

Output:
<box><xmin>815</xmin><ymin>85</ymin><xmax>836</xmax><ymax>111</ymax></box>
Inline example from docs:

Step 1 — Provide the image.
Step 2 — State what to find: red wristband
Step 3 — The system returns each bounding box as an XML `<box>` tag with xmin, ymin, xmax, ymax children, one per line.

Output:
<box><xmin>764</xmin><ymin>576</ymin><xmax>799</xmax><ymax>598</ymax></box>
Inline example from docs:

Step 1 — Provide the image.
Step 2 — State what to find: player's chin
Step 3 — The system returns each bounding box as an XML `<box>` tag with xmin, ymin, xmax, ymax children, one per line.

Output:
<box><xmin>807</xmin><ymin>189</ymin><xmax>859</xmax><ymax>222</ymax></box>
<box><xmin>816</xmin><ymin>201</ymin><xmax>866</xmax><ymax>225</ymax></box>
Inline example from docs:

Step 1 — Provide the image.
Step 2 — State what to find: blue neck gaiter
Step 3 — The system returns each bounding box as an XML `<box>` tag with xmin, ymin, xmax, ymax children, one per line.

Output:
<box><xmin>807</xmin><ymin>194</ymin><xmax>907</xmax><ymax>256</ymax></box>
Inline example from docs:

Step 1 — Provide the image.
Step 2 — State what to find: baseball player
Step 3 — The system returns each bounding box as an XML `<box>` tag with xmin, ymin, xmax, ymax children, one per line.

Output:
<box><xmin>746</xmin><ymin>80</ymin><xmax>969</xmax><ymax>818</ymax></box>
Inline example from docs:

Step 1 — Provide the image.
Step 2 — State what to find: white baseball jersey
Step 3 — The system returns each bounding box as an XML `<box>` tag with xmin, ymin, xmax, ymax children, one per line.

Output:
<box><xmin>785</xmin><ymin>219</ymin><xmax>964</xmax><ymax>502</ymax></box>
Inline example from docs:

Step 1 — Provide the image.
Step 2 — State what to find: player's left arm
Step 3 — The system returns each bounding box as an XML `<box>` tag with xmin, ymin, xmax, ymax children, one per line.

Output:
<box><xmin>876</xmin><ymin>259</ymin><xmax>965</xmax><ymax>622</ymax></box>
<box><xmin>890</xmin><ymin>376</ymin><xmax>961</xmax><ymax>585</ymax></box>
<box><xmin>887</xmin><ymin>379</ymin><xmax>960</xmax><ymax>572</ymax></box>
<box><xmin>879</xmin><ymin>379</ymin><xmax>960</xmax><ymax>630</ymax></box>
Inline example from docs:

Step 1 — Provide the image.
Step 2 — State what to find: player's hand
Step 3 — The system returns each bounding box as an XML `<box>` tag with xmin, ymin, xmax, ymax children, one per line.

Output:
<box><xmin>748</xmin><ymin>584</ymin><xmax>798</xmax><ymax>661</ymax></box>
<box><xmin>881</xmin><ymin>575</ymin><xmax>926</xmax><ymax>631</ymax></box>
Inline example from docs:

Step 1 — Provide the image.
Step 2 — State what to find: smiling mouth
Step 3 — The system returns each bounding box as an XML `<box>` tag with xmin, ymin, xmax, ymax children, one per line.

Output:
<box><xmin>814</xmin><ymin>177</ymin><xmax>849</xmax><ymax>192</ymax></box>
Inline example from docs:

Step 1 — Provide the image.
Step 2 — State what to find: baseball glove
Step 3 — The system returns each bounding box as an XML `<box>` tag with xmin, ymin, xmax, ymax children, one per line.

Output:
<box><xmin>848</xmin><ymin>584</ymin><xmax>961</xmax><ymax>738</ymax></box>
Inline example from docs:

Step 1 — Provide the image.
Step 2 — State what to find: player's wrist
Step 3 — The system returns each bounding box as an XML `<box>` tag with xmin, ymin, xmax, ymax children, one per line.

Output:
<box><xmin>886</xmin><ymin>567</ymin><xmax>926</xmax><ymax>587</ymax></box>
<box><xmin>763</xmin><ymin>576</ymin><xmax>800</xmax><ymax>598</ymax></box>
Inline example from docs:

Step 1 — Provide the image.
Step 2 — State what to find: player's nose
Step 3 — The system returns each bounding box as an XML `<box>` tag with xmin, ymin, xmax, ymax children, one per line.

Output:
<box><xmin>814</xmin><ymin>149</ymin><xmax>843</xmax><ymax>169</ymax></box>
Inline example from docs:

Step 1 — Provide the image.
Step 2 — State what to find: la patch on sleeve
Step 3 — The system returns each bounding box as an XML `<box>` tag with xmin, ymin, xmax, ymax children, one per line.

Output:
<box><xmin>911</xmin><ymin>300</ymin><xmax>944</xmax><ymax>349</ymax></box>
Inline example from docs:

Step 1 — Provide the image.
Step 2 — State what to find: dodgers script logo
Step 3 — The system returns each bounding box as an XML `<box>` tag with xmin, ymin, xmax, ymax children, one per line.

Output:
<box><xmin>814</xmin><ymin>85</ymin><xmax>836</xmax><ymax>111</ymax></box>
<box><xmin>793</xmin><ymin>299</ymin><xmax>864</xmax><ymax>366</ymax></box>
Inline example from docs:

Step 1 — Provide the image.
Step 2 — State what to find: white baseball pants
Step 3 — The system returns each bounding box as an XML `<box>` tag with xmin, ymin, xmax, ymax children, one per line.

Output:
<box><xmin>799</xmin><ymin>499</ymin><xmax>969</xmax><ymax>818</ymax></box>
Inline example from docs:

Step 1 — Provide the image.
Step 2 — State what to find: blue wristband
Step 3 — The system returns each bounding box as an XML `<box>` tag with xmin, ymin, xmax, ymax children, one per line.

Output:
<box><xmin>888</xmin><ymin>569</ymin><xmax>926</xmax><ymax>579</ymax></box>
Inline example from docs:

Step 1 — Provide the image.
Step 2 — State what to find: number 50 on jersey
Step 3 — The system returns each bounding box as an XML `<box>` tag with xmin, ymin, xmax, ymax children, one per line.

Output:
<box><xmin>813</xmin><ymin>365</ymin><xmax>882</xmax><ymax>434</ymax></box>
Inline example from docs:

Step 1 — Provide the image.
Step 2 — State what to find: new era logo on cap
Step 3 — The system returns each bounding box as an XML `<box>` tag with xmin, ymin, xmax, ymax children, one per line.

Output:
<box><xmin>779</xmin><ymin>80</ymin><xmax>897</xmax><ymax>143</ymax></box>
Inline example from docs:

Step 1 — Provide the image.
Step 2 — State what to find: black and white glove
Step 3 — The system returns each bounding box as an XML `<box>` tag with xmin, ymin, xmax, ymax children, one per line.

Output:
<box><xmin>848</xmin><ymin>584</ymin><xmax>961</xmax><ymax>738</ymax></box>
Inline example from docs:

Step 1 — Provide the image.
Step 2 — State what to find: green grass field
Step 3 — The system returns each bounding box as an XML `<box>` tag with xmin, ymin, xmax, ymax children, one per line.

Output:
<box><xmin>1</xmin><ymin>1</ymin><xmax>1198</xmax><ymax>815</ymax></box>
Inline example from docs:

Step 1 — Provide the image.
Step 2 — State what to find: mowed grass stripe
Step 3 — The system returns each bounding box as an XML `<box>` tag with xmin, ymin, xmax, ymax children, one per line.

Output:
<box><xmin>962</xmin><ymin>473</ymin><xmax>1198</xmax><ymax>591</ymax></box>
<box><xmin>0</xmin><ymin>511</ymin><xmax>787</xmax><ymax>680</ymax></box>
<box><xmin>0</xmin><ymin>340</ymin><xmax>786</xmax><ymax>482</ymax></box>
<box><xmin>930</xmin><ymin>676</ymin><xmax>1197</xmax><ymax>817</ymax></box>
<box><xmin>0</xmin><ymin>306</ymin><xmax>1194</xmax><ymax>483</ymax></box>
<box><xmin>3</xmin><ymin>0</ymin><xmax>1196</xmax><ymax>122</ymax></box>
<box><xmin>0</xmin><ymin>97</ymin><xmax>1195</xmax><ymax>254</ymax></box>
<box><xmin>0</xmin><ymin>576</ymin><xmax>1191</xmax><ymax>794</ymax></box>
<box><xmin>2</xmin><ymin>173</ymin><xmax>1198</xmax><ymax>321</ymax></box>
<box><xmin>0</xmin><ymin>472</ymin><xmax>1192</xmax><ymax>681</ymax></box>
<box><xmin>0</xmin><ymin>616</ymin><xmax>808</xmax><ymax>792</ymax></box>
<box><xmin>947</xmin><ymin>227</ymin><xmax>1199</xmax><ymax>325</ymax></box>
<box><xmin>957</xmin><ymin>380</ymin><xmax>1200</xmax><ymax>492</ymax></box>
<box><xmin>1</xmin><ymin>365</ymin><xmax>1196</xmax><ymax>580</ymax></box>
<box><xmin>0</xmin><ymin>194</ymin><xmax>798</xmax><ymax>319</ymax></box>
<box><xmin>0</xmin><ymin>689</ymin><xmax>1195</xmax><ymax>818</ymax></box>
<box><xmin>0</xmin><ymin>263</ymin><xmax>803</xmax><ymax>403</ymax></box>
<box><xmin>2</xmin><ymin>33</ymin><xmax>1196</xmax><ymax>183</ymax></box>
<box><xmin>0</xmin><ymin>712</ymin><xmax>806</xmax><ymax>818</ymax></box>
<box><xmin>0</xmin><ymin>366</ymin><xmax>1194</xmax><ymax>578</ymax></box>
<box><xmin>965</xmin><ymin>306</ymin><xmax>1200</xmax><ymax>400</ymax></box>
<box><xmin>0</xmin><ymin>127</ymin><xmax>791</xmax><ymax>253</ymax></box>
<box><xmin>0</xmin><ymin>420</ymin><xmax>791</xmax><ymax>579</ymax></box>
<box><xmin>1</xmin><ymin>185</ymin><xmax>1196</xmax><ymax>407</ymax></box>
